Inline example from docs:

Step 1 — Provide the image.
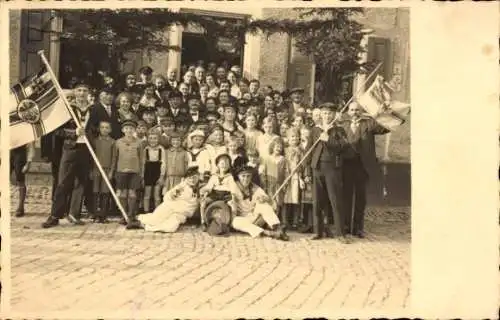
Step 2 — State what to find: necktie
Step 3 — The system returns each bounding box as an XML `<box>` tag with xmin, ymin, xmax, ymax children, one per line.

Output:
<box><xmin>351</xmin><ymin>120</ymin><xmax>359</xmax><ymax>133</ymax></box>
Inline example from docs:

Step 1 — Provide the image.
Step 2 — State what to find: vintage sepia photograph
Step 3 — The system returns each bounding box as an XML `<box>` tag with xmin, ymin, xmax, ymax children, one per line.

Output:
<box><xmin>8</xmin><ymin>5</ymin><xmax>411</xmax><ymax>314</ymax></box>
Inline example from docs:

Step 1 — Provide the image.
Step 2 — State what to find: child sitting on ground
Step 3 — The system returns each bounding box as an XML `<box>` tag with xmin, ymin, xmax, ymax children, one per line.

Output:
<box><xmin>138</xmin><ymin>166</ymin><xmax>201</xmax><ymax>233</ymax></box>
<box><xmin>199</xmin><ymin>153</ymin><xmax>239</xmax><ymax>231</ymax></box>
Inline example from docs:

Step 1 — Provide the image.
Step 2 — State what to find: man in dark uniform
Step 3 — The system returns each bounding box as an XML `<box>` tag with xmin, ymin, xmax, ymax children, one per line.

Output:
<box><xmin>310</xmin><ymin>102</ymin><xmax>350</xmax><ymax>243</ymax></box>
<box><xmin>42</xmin><ymin>81</ymin><xmax>93</xmax><ymax>228</ymax></box>
<box><xmin>340</xmin><ymin>101</ymin><xmax>390</xmax><ymax>238</ymax></box>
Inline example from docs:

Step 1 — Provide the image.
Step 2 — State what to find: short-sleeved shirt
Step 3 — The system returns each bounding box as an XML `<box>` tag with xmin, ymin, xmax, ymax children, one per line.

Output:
<box><xmin>115</xmin><ymin>137</ymin><xmax>142</xmax><ymax>173</ymax></box>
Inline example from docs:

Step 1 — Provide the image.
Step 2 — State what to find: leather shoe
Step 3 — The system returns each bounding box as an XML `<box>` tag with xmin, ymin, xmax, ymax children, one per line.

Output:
<box><xmin>297</xmin><ymin>225</ymin><xmax>313</xmax><ymax>233</ymax></box>
<box><xmin>96</xmin><ymin>217</ymin><xmax>109</xmax><ymax>224</ymax></box>
<box><xmin>41</xmin><ymin>216</ymin><xmax>59</xmax><ymax>228</ymax></box>
<box><xmin>67</xmin><ymin>214</ymin><xmax>85</xmax><ymax>226</ymax></box>
<box><xmin>338</xmin><ymin>236</ymin><xmax>351</xmax><ymax>244</ymax></box>
<box><xmin>15</xmin><ymin>208</ymin><xmax>25</xmax><ymax>217</ymax></box>
<box><xmin>278</xmin><ymin>231</ymin><xmax>290</xmax><ymax>241</ymax></box>
<box><xmin>324</xmin><ymin>228</ymin><xmax>335</xmax><ymax>238</ymax></box>
<box><xmin>126</xmin><ymin>220</ymin><xmax>142</xmax><ymax>230</ymax></box>
<box><xmin>353</xmin><ymin>230</ymin><xmax>365</xmax><ymax>238</ymax></box>
<box><xmin>311</xmin><ymin>234</ymin><xmax>324</xmax><ymax>240</ymax></box>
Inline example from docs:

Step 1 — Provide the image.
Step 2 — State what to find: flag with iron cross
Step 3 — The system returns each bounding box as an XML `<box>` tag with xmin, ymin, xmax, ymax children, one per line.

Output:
<box><xmin>9</xmin><ymin>66</ymin><xmax>71</xmax><ymax>149</ymax></box>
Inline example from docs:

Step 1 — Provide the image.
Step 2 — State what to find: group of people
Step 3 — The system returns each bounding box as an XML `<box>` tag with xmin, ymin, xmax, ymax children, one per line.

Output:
<box><xmin>11</xmin><ymin>60</ymin><xmax>390</xmax><ymax>243</ymax></box>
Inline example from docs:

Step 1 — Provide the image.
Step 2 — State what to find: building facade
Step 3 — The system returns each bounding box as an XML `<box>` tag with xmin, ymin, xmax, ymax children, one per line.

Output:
<box><xmin>10</xmin><ymin>7</ymin><xmax>410</xmax><ymax>104</ymax></box>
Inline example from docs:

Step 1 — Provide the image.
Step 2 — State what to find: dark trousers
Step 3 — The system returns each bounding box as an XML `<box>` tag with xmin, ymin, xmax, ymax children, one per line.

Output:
<box><xmin>51</xmin><ymin>160</ymin><xmax>59</xmax><ymax>201</ymax></box>
<box><xmin>343</xmin><ymin>157</ymin><xmax>368</xmax><ymax>234</ymax></box>
<box><xmin>312</xmin><ymin>162</ymin><xmax>345</xmax><ymax>237</ymax></box>
<box><xmin>50</xmin><ymin>145</ymin><xmax>91</xmax><ymax>219</ymax></box>
<box><xmin>51</xmin><ymin>158</ymin><xmax>73</xmax><ymax>213</ymax></box>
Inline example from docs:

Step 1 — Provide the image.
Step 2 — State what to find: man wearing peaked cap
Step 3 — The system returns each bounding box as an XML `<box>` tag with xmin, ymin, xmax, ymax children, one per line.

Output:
<box><xmin>137</xmin><ymin>165</ymin><xmax>201</xmax><ymax>233</ymax></box>
<box><xmin>287</xmin><ymin>86</ymin><xmax>310</xmax><ymax>119</ymax></box>
<box><xmin>42</xmin><ymin>76</ymin><xmax>96</xmax><ymax>228</ymax></box>
<box><xmin>309</xmin><ymin>99</ymin><xmax>350</xmax><ymax>243</ymax></box>
<box><xmin>236</xmin><ymin>99</ymin><xmax>248</xmax><ymax>126</ymax></box>
<box><xmin>121</xmin><ymin>119</ymin><xmax>137</xmax><ymax>128</ymax></box>
<box><xmin>187</xmin><ymin>95</ymin><xmax>205</xmax><ymax>125</ymax></box>
<box><xmin>228</xmin><ymin>165</ymin><xmax>289</xmax><ymax>241</ymax></box>
<box><xmin>166</xmin><ymin>90</ymin><xmax>188</xmax><ymax>121</ymax></box>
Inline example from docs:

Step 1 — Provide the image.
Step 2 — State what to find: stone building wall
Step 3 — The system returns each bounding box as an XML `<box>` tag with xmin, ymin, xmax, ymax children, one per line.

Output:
<box><xmin>9</xmin><ymin>10</ymin><xmax>22</xmax><ymax>86</ymax></box>
<box><xmin>356</xmin><ymin>8</ymin><xmax>411</xmax><ymax>102</ymax></box>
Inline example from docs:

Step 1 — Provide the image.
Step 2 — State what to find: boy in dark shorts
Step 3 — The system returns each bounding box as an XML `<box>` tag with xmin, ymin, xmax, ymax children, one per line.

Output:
<box><xmin>142</xmin><ymin>130</ymin><xmax>166</xmax><ymax>213</ymax></box>
<box><xmin>113</xmin><ymin>120</ymin><xmax>143</xmax><ymax>229</ymax></box>
<box><xmin>10</xmin><ymin>142</ymin><xmax>35</xmax><ymax>217</ymax></box>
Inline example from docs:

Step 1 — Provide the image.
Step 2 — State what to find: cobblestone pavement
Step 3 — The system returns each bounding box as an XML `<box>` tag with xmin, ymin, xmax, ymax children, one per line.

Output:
<box><xmin>9</xmin><ymin>174</ymin><xmax>410</xmax><ymax>313</ymax></box>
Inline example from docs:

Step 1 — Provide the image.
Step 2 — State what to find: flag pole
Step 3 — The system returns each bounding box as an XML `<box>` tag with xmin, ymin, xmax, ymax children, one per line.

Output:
<box><xmin>271</xmin><ymin>62</ymin><xmax>383</xmax><ymax>200</ymax></box>
<box><xmin>382</xmin><ymin>132</ymin><xmax>392</xmax><ymax>199</ymax></box>
<box><xmin>37</xmin><ymin>50</ymin><xmax>129</xmax><ymax>223</ymax></box>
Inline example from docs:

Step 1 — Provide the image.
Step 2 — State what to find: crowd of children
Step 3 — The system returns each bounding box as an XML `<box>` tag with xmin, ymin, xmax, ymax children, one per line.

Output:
<box><xmin>13</xmin><ymin>61</ymin><xmax>355</xmax><ymax>234</ymax></box>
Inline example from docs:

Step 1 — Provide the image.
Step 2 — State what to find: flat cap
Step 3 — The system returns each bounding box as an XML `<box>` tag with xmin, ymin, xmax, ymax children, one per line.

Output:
<box><xmin>168</xmin><ymin>90</ymin><xmax>183</xmax><ymax>99</ymax></box>
<box><xmin>138</xmin><ymin>66</ymin><xmax>153</xmax><ymax>75</ymax></box>
<box><xmin>121</xmin><ymin>120</ymin><xmax>137</xmax><ymax>128</ymax></box>
<box><xmin>318</xmin><ymin>102</ymin><xmax>339</xmax><ymax>112</ymax></box>
<box><xmin>289</xmin><ymin>87</ymin><xmax>305</xmax><ymax>95</ymax></box>
<box><xmin>184</xmin><ymin>166</ymin><xmax>199</xmax><ymax>178</ymax></box>
<box><xmin>235</xmin><ymin>165</ymin><xmax>255</xmax><ymax>177</ymax></box>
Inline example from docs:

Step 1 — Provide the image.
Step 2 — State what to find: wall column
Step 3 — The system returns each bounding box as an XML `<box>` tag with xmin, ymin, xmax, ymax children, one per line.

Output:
<box><xmin>353</xmin><ymin>33</ymin><xmax>370</xmax><ymax>98</ymax></box>
<box><xmin>49</xmin><ymin>13</ymin><xmax>63</xmax><ymax>78</ymax></box>
<box><xmin>242</xmin><ymin>32</ymin><xmax>261</xmax><ymax>81</ymax></box>
<box><xmin>167</xmin><ymin>25</ymin><xmax>183</xmax><ymax>81</ymax></box>
<box><xmin>9</xmin><ymin>10</ymin><xmax>22</xmax><ymax>86</ymax></box>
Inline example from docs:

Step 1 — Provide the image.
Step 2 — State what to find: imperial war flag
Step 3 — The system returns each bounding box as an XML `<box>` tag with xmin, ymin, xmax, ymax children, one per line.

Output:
<box><xmin>358</xmin><ymin>75</ymin><xmax>411</xmax><ymax>131</ymax></box>
<box><xmin>9</xmin><ymin>67</ymin><xmax>71</xmax><ymax>149</ymax></box>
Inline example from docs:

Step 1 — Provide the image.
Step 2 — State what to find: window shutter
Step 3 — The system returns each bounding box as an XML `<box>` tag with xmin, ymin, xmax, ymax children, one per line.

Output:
<box><xmin>366</xmin><ymin>36</ymin><xmax>393</xmax><ymax>88</ymax></box>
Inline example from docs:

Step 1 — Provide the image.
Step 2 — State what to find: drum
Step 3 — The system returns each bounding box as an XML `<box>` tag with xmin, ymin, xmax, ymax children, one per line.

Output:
<box><xmin>204</xmin><ymin>200</ymin><xmax>232</xmax><ymax>226</ymax></box>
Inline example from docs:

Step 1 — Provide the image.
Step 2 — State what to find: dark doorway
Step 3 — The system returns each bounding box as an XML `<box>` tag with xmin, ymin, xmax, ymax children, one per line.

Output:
<box><xmin>181</xmin><ymin>33</ymin><xmax>210</xmax><ymax>67</ymax></box>
<box><xmin>58</xmin><ymin>38</ymin><xmax>115</xmax><ymax>89</ymax></box>
<box><xmin>181</xmin><ymin>32</ymin><xmax>243</xmax><ymax>69</ymax></box>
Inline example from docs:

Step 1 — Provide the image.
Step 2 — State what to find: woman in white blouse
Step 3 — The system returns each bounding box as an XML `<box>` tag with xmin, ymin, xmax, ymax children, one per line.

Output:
<box><xmin>227</xmin><ymin>71</ymin><xmax>241</xmax><ymax>99</ymax></box>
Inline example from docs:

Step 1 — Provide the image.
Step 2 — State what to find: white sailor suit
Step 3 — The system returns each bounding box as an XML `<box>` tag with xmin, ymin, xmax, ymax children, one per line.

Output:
<box><xmin>230</xmin><ymin>183</ymin><xmax>281</xmax><ymax>238</ymax></box>
<box><xmin>138</xmin><ymin>180</ymin><xmax>199</xmax><ymax>232</ymax></box>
